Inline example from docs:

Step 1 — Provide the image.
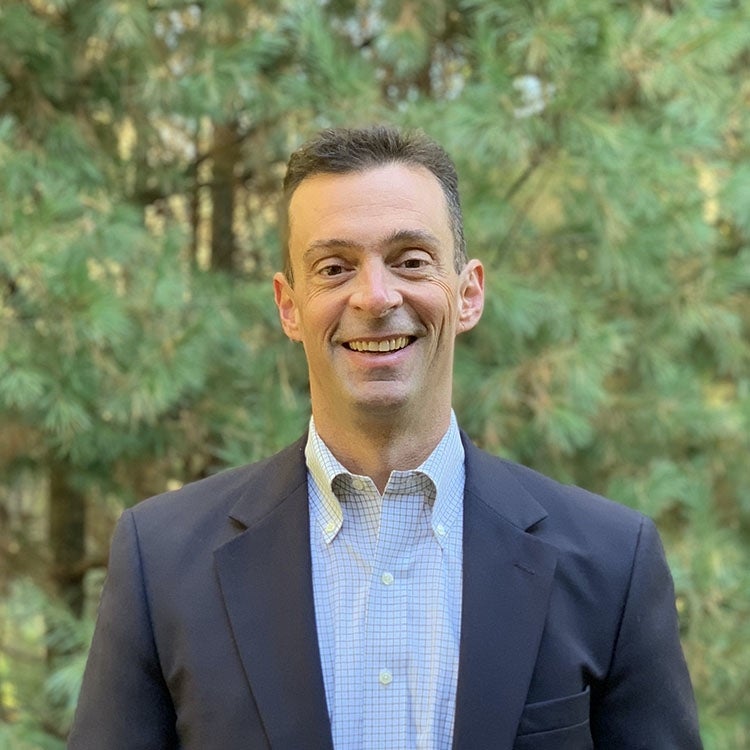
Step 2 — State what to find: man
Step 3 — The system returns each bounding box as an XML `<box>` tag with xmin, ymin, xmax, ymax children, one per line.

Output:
<box><xmin>69</xmin><ymin>126</ymin><xmax>702</xmax><ymax>749</ymax></box>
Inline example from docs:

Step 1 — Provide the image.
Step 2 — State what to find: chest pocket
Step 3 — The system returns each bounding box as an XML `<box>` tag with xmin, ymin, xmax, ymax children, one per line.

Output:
<box><xmin>513</xmin><ymin>687</ymin><xmax>592</xmax><ymax>750</ymax></box>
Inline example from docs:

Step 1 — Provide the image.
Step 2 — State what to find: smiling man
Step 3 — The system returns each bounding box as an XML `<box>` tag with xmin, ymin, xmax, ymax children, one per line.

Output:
<box><xmin>70</xmin><ymin>126</ymin><xmax>702</xmax><ymax>749</ymax></box>
<box><xmin>274</xmin><ymin>159</ymin><xmax>484</xmax><ymax>491</ymax></box>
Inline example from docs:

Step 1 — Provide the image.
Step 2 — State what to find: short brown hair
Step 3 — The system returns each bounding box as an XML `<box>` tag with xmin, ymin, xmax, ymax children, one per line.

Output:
<box><xmin>280</xmin><ymin>125</ymin><xmax>467</xmax><ymax>282</ymax></box>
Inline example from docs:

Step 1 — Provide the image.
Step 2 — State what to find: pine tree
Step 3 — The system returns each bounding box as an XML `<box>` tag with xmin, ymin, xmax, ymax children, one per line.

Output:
<box><xmin>0</xmin><ymin>0</ymin><xmax>748</xmax><ymax>745</ymax></box>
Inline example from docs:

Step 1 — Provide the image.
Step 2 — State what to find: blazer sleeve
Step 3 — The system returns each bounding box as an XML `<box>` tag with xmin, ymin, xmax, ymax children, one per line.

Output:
<box><xmin>590</xmin><ymin>517</ymin><xmax>703</xmax><ymax>748</ymax></box>
<box><xmin>68</xmin><ymin>509</ymin><xmax>179</xmax><ymax>749</ymax></box>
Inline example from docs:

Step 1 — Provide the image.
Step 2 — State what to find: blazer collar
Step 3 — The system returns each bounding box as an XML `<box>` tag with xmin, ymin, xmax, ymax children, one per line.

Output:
<box><xmin>224</xmin><ymin>432</ymin><xmax>548</xmax><ymax>533</ymax></box>
<box><xmin>225</xmin><ymin>436</ymin><xmax>308</xmax><ymax>528</ymax></box>
<box><xmin>461</xmin><ymin>431</ymin><xmax>548</xmax><ymax>531</ymax></box>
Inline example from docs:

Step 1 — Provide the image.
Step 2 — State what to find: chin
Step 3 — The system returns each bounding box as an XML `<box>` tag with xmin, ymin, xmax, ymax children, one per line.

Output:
<box><xmin>349</xmin><ymin>387</ymin><xmax>414</xmax><ymax>415</ymax></box>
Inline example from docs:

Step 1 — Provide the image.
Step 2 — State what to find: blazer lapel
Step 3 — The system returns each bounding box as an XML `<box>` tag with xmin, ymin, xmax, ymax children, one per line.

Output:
<box><xmin>453</xmin><ymin>437</ymin><xmax>558</xmax><ymax>750</ymax></box>
<box><xmin>213</xmin><ymin>440</ymin><xmax>333</xmax><ymax>750</ymax></box>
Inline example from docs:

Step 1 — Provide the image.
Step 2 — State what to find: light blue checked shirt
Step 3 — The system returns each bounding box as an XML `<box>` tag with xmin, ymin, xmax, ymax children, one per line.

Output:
<box><xmin>306</xmin><ymin>413</ymin><xmax>465</xmax><ymax>750</ymax></box>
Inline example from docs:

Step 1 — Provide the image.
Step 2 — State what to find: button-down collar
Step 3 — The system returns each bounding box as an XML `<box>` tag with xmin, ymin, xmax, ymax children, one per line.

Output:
<box><xmin>305</xmin><ymin>412</ymin><xmax>465</xmax><ymax>547</ymax></box>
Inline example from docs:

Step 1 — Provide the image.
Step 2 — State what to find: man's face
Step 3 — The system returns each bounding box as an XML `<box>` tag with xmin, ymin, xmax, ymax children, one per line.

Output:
<box><xmin>273</xmin><ymin>163</ymin><xmax>484</xmax><ymax>427</ymax></box>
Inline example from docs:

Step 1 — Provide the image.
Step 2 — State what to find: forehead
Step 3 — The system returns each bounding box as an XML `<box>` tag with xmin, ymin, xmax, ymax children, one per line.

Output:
<box><xmin>287</xmin><ymin>163</ymin><xmax>453</xmax><ymax>257</ymax></box>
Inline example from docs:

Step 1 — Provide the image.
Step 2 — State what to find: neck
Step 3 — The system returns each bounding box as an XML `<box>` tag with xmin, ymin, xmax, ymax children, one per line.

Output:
<box><xmin>312</xmin><ymin>408</ymin><xmax>451</xmax><ymax>494</ymax></box>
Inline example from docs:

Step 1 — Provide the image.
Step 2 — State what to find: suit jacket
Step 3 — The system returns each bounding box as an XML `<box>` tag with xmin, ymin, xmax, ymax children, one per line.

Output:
<box><xmin>69</xmin><ymin>433</ymin><xmax>702</xmax><ymax>749</ymax></box>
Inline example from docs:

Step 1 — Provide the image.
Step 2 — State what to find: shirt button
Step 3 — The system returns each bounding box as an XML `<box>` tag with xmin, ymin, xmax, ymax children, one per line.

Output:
<box><xmin>381</xmin><ymin>571</ymin><xmax>394</xmax><ymax>586</ymax></box>
<box><xmin>379</xmin><ymin>669</ymin><xmax>393</xmax><ymax>685</ymax></box>
<box><xmin>352</xmin><ymin>478</ymin><xmax>366</xmax><ymax>491</ymax></box>
<box><xmin>436</xmin><ymin>523</ymin><xmax>446</xmax><ymax>536</ymax></box>
<box><xmin>324</xmin><ymin>521</ymin><xmax>336</xmax><ymax>534</ymax></box>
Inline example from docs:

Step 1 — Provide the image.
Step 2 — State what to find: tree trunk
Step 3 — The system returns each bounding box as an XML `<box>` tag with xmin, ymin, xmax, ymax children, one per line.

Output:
<box><xmin>210</xmin><ymin>121</ymin><xmax>241</xmax><ymax>272</ymax></box>
<box><xmin>48</xmin><ymin>463</ymin><xmax>86</xmax><ymax>618</ymax></box>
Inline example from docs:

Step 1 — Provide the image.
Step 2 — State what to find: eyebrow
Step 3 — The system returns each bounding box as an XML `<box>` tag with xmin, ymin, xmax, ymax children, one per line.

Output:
<box><xmin>305</xmin><ymin>229</ymin><xmax>441</xmax><ymax>256</ymax></box>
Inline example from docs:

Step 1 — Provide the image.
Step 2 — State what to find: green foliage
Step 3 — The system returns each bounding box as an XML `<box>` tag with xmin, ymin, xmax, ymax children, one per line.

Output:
<box><xmin>0</xmin><ymin>580</ymin><xmax>89</xmax><ymax>748</ymax></box>
<box><xmin>668</xmin><ymin>526</ymin><xmax>750</xmax><ymax>749</ymax></box>
<box><xmin>1</xmin><ymin>0</ymin><xmax>748</xmax><ymax>746</ymax></box>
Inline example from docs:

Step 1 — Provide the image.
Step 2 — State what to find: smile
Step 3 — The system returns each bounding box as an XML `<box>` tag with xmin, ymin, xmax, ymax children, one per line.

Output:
<box><xmin>345</xmin><ymin>336</ymin><xmax>413</xmax><ymax>353</ymax></box>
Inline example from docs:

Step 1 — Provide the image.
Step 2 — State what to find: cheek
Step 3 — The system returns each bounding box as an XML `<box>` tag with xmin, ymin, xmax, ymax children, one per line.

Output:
<box><xmin>423</xmin><ymin>280</ymin><xmax>461</xmax><ymax>325</ymax></box>
<box><xmin>299</xmin><ymin>291</ymin><xmax>346</xmax><ymax>340</ymax></box>
<box><xmin>300</xmin><ymin>286</ymin><xmax>334</xmax><ymax>318</ymax></box>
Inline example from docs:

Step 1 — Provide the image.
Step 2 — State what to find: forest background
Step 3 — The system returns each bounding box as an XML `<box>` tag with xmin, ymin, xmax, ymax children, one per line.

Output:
<box><xmin>0</xmin><ymin>0</ymin><xmax>748</xmax><ymax>747</ymax></box>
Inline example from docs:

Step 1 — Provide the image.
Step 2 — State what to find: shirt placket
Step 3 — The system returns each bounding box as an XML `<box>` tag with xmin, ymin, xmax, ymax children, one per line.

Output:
<box><xmin>361</xmin><ymin>487</ymin><xmax>424</xmax><ymax>750</ymax></box>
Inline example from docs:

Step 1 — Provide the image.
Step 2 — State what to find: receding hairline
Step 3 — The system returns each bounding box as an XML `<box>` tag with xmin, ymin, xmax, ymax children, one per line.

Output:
<box><xmin>283</xmin><ymin>160</ymin><xmax>463</xmax><ymax>280</ymax></box>
<box><xmin>280</xmin><ymin>126</ymin><xmax>468</xmax><ymax>281</ymax></box>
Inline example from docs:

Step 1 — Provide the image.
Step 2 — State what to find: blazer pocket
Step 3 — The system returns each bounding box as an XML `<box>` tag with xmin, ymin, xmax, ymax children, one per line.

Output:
<box><xmin>514</xmin><ymin>687</ymin><xmax>593</xmax><ymax>750</ymax></box>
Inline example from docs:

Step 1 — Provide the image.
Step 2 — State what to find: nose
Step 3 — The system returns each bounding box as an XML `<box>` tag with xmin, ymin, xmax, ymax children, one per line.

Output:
<box><xmin>349</xmin><ymin>259</ymin><xmax>402</xmax><ymax>317</ymax></box>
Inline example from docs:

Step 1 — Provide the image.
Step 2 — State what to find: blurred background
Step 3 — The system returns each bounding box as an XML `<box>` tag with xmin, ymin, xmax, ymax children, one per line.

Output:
<box><xmin>0</xmin><ymin>0</ymin><xmax>748</xmax><ymax>747</ymax></box>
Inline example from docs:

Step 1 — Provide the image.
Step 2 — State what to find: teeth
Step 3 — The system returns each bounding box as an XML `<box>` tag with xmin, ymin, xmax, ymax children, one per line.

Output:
<box><xmin>348</xmin><ymin>336</ymin><xmax>411</xmax><ymax>353</ymax></box>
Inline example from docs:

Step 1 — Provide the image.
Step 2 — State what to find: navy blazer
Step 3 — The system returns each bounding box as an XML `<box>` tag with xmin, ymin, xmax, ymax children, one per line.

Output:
<box><xmin>69</xmin><ymin>434</ymin><xmax>702</xmax><ymax>749</ymax></box>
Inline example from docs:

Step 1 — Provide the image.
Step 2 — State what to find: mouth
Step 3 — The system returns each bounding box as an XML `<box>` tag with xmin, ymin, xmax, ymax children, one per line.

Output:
<box><xmin>344</xmin><ymin>336</ymin><xmax>415</xmax><ymax>353</ymax></box>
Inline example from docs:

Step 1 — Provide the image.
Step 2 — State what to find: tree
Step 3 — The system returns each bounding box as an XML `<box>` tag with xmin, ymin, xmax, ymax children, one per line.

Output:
<box><xmin>0</xmin><ymin>0</ymin><xmax>748</xmax><ymax>746</ymax></box>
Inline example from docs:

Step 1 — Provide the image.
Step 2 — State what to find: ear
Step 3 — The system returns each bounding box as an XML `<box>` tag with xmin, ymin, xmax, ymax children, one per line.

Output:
<box><xmin>457</xmin><ymin>259</ymin><xmax>484</xmax><ymax>334</ymax></box>
<box><xmin>273</xmin><ymin>272</ymin><xmax>303</xmax><ymax>342</ymax></box>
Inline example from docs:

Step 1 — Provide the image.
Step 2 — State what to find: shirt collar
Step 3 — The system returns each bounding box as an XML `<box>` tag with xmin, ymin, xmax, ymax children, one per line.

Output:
<box><xmin>305</xmin><ymin>413</ymin><xmax>465</xmax><ymax>544</ymax></box>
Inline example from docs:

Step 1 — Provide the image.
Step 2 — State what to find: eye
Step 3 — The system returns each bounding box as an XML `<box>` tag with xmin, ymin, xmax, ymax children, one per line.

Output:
<box><xmin>395</xmin><ymin>250</ymin><xmax>432</xmax><ymax>270</ymax></box>
<box><xmin>320</xmin><ymin>264</ymin><xmax>345</xmax><ymax>276</ymax></box>
<box><xmin>401</xmin><ymin>257</ymin><xmax>427</xmax><ymax>269</ymax></box>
